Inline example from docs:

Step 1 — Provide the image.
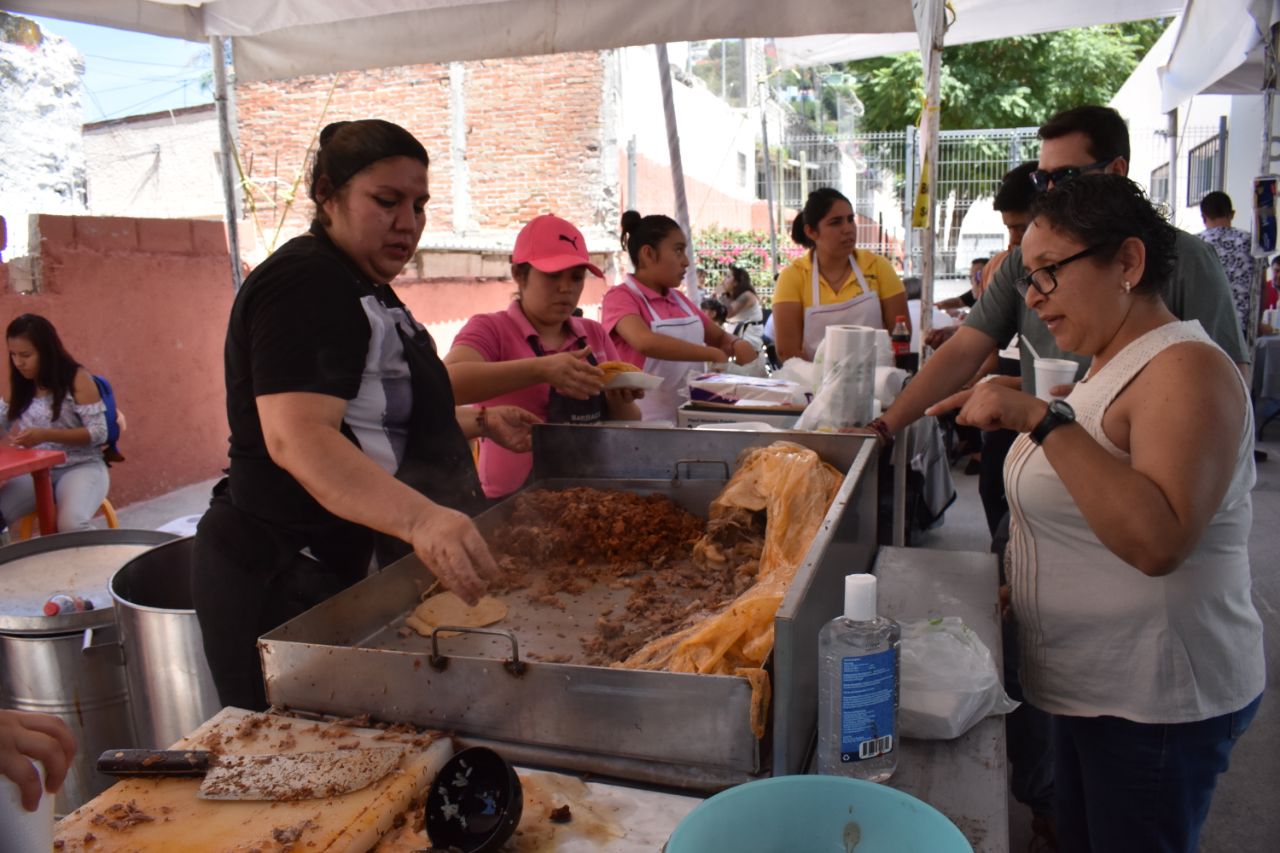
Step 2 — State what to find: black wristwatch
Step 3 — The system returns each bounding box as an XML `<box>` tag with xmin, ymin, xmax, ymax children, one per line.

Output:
<box><xmin>1030</xmin><ymin>399</ymin><xmax>1075</xmax><ymax>445</ymax></box>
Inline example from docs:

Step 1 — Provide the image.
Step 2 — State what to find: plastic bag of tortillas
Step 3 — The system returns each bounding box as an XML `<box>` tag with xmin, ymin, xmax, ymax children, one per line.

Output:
<box><xmin>898</xmin><ymin>617</ymin><xmax>1019</xmax><ymax>739</ymax></box>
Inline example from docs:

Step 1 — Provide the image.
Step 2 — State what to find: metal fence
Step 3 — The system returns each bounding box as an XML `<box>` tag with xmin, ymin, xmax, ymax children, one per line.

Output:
<box><xmin>692</xmin><ymin>122</ymin><xmax>1211</xmax><ymax>304</ymax></box>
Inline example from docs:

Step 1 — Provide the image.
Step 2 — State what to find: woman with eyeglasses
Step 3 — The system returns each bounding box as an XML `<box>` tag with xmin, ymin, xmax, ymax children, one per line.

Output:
<box><xmin>929</xmin><ymin>174</ymin><xmax>1263</xmax><ymax>853</ymax></box>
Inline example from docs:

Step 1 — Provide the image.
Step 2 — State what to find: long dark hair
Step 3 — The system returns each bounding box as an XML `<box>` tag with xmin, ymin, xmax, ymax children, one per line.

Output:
<box><xmin>620</xmin><ymin>210</ymin><xmax>681</xmax><ymax>267</ymax></box>
<box><xmin>308</xmin><ymin>119</ymin><xmax>429</xmax><ymax>227</ymax></box>
<box><xmin>725</xmin><ymin>265</ymin><xmax>755</xmax><ymax>299</ymax></box>
<box><xmin>790</xmin><ymin>187</ymin><xmax>851</xmax><ymax>248</ymax></box>
<box><xmin>6</xmin><ymin>314</ymin><xmax>82</xmax><ymax>422</ymax></box>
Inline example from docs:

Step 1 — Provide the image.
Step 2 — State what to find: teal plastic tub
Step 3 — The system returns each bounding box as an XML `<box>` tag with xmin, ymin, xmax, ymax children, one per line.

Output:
<box><xmin>665</xmin><ymin>775</ymin><xmax>972</xmax><ymax>853</ymax></box>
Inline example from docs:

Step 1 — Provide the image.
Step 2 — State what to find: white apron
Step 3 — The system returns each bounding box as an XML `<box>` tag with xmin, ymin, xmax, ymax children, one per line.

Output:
<box><xmin>802</xmin><ymin>253</ymin><xmax>882</xmax><ymax>360</ymax></box>
<box><xmin>625</xmin><ymin>277</ymin><xmax>706</xmax><ymax>422</ymax></box>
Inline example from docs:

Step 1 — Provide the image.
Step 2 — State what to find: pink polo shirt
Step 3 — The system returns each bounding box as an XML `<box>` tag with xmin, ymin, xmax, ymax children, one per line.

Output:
<box><xmin>600</xmin><ymin>278</ymin><xmax>719</xmax><ymax>368</ymax></box>
<box><xmin>452</xmin><ymin>300</ymin><xmax>620</xmax><ymax>498</ymax></box>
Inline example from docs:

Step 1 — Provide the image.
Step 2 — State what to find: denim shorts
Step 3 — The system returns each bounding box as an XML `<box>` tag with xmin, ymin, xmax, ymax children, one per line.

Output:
<box><xmin>1051</xmin><ymin>693</ymin><xmax>1262</xmax><ymax>853</ymax></box>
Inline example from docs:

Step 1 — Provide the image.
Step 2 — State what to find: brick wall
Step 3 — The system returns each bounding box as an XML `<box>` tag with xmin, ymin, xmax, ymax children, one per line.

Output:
<box><xmin>235</xmin><ymin>53</ymin><xmax>608</xmax><ymax>250</ymax></box>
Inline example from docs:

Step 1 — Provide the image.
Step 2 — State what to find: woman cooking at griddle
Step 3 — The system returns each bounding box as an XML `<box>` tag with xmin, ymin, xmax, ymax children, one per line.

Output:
<box><xmin>192</xmin><ymin>120</ymin><xmax>538</xmax><ymax>711</ymax></box>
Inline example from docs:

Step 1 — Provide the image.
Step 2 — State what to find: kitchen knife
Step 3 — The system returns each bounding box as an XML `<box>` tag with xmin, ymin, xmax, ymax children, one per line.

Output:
<box><xmin>97</xmin><ymin>746</ymin><xmax>405</xmax><ymax>801</ymax></box>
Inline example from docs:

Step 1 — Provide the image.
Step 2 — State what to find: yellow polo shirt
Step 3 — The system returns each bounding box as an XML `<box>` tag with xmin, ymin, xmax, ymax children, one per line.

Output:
<box><xmin>773</xmin><ymin>250</ymin><xmax>904</xmax><ymax>308</ymax></box>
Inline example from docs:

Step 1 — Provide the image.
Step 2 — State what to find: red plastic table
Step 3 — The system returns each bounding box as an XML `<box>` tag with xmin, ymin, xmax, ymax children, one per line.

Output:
<box><xmin>0</xmin><ymin>445</ymin><xmax>67</xmax><ymax>535</ymax></box>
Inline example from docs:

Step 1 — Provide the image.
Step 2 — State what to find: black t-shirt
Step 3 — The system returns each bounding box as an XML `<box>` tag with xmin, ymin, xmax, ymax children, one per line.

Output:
<box><xmin>224</xmin><ymin>224</ymin><xmax>475</xmax><ymax>527</ymax></box>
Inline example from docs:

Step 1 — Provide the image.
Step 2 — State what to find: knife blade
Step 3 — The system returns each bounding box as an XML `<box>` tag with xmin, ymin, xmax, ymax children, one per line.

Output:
<box><xmin>97</xmin><ymin>746</ymin><xmax>405</xmax><ymax>801</ymax></box>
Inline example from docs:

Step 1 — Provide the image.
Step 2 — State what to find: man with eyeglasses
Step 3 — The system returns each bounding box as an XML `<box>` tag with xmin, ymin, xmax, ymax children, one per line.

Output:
<box><xmin>874</xmin><ymin>105</ymin><xmax>1246</xmax><ymax>442</ymax></box>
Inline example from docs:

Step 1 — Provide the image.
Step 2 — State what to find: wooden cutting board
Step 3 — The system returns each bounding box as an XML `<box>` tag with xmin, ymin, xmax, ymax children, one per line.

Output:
<box><xmin>54</xmin><ymin>708</ymin><xmax>453</xmax><ymax>852</ymax></box>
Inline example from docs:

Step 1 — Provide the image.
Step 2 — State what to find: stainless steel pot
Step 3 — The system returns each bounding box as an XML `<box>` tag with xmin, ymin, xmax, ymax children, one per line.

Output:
<box><xmin>0</xmin><ymin>529</ymin><xmax>178</xmax><ymax>812</ymax></box>
<box><xmin>109</xmin><ymin>536</ymin><xmax>220</xmax><ymax>749</ymax></box>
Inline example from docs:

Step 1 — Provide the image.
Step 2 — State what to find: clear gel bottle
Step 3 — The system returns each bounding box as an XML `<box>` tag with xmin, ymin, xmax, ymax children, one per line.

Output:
<box><xmin>817</xmin><ymin>573</ymin><xmax>900</xmax><ymax>782</ymax></box>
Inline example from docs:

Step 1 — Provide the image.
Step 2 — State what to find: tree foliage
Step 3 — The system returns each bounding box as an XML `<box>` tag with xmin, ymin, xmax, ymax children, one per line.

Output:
<box><xmin>846</xmin><ymin>20</ymin><xmax>1169</xmax><ymax>133</ymax></box>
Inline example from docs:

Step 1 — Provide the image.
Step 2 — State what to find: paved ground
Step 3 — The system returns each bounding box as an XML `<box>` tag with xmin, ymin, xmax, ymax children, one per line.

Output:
<box><xmin>919</xmin><ymin>430</ymin><xmax>1279</xmax><ymax>852</ymax></box>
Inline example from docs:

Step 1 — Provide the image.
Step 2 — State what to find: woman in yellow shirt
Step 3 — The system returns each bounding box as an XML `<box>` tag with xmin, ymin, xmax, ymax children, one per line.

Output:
<box><xmin>772</xmin><ymin>188</ymin><xmax>909</xmax><ymax>361</ymax></box>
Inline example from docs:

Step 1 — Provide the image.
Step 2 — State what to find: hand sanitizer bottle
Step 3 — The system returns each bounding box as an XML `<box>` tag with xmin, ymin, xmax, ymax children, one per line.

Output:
<box><xmin>817</xmin><ymin>573</ymin><xmax>900</xmax><ymax>781</ymax></box>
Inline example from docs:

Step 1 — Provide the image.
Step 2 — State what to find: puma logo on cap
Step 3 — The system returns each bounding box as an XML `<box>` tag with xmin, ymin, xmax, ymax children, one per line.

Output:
<box><xmin>558</xmin><ymin>234</ymin><xmax>579</xmax><ymax>251</ymax></box>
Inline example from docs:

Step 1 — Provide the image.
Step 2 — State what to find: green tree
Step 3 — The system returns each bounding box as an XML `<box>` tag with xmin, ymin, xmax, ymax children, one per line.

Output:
<box><xmin>840</xmin><ymin>21</ymin><xmax>1168</xmax><ymax>272</ymax></box>
<box><xmin>847</xmin><ymin>20</ymin><xmax>1168</xmax><ymax>131</ymax></box>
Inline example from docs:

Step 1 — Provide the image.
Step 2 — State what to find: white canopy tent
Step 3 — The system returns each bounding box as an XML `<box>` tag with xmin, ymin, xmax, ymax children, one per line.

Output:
<box><xmin>1159</xmin><ymin>0</ymin><xmax>1280</xmax><ymax>349</ymax></box>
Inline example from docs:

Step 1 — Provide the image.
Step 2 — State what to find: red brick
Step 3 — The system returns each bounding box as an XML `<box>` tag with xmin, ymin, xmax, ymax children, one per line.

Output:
<box><xmin>192</xmin><ymin>221</ymin><xmax>230</xmax><ymax>255</ymax></box>
<box><xmin>72</xmin><ymin>217</ymin><xmax>139</xmax><ymax>253</ymax></box>
<box><xmin>137</xmin><ymin>219</ymin><xmax>193</xmax><ymax>254</ymax></box>
<box><xmin>35</xmin><ymin>214</ymin><xmax>74</xmax><ymax>249</ymax></box>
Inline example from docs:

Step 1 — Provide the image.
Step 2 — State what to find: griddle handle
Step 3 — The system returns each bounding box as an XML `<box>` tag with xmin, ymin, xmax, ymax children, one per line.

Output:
<box><xmin>673</xmin><ymin>458</ymin><xmax>730</xmax><ymax>480</ymax></box>
<box><xmin>428</xmin><ymin>626</ymin><xmax>526</xmax><ymax>677</ymax></box>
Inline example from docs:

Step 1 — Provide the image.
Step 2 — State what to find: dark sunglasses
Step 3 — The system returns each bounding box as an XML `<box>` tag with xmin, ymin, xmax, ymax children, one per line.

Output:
<box><xmin>1029</xmin><ymin>157</ymin><xmax>1118</xmax><ymax>192</ymax></box>
<box><xmin>1016</xmin><ymin>244</ymin><xmax>1107</xmax><ymax>298</ymax></box>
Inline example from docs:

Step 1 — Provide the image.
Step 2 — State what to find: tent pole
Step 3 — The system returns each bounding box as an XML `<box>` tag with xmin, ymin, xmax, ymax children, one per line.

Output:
<box><xmin>759</xmin><ymin>82</ymin><xmax>780</xmax><ymax>280</ymax></box>
<box><xmin>211</xmin><ymin>36</ymin><xmax>243</xmax><ymax>291</ymax></box>
<box><xmin>655</xmin><ymin>43</ymin><xmax>700</xmax><ymax>301</ymax></box>
<box><xmin>1248</xmin><ymin>21</ymin><xmax>1280</xmax><ymax>355</ymax></box>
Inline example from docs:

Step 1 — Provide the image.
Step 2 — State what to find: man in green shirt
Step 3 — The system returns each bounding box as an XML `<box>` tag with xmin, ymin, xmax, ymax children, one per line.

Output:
<box><xmin>878</xmin><ymin>105</ymin><xmax>1248</xmax><ymax>438</ymax></box>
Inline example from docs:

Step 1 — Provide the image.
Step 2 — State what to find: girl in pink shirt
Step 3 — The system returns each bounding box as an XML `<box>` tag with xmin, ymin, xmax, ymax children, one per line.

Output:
<box><xmin>600</xmin><ymin>210</ymin><xmax>758</xmax><ymax>421</ymax></box>
<box><xmin>446</xmin><ymin>215</ymin><xmax>642</xmax><ymax>497</ymax></box>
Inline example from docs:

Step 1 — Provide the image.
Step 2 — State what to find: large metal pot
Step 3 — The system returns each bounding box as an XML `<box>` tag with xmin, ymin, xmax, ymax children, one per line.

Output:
<box><xmin>0</xmin><ymin>529</ymin><xmax>178</xmax><ymax>813</ymax></box>
<box><xmin>109</xmin><ymin>536</ymin><xmax>220</xmax><ymax>749</ymax></box>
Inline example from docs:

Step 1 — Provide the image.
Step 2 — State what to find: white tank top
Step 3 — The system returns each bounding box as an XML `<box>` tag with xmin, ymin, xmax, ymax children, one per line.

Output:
<box><xmin>1005</xmin><ymin>321</ymin><xmax>1264</xmax><ymax>723</ymax></box>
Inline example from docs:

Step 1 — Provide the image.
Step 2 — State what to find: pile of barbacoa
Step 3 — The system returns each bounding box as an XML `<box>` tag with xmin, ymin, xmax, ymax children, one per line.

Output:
<box><xmin>488</xmin><ymin>487</ymin><xmax>765</xmax><ymax>664</ymax></box>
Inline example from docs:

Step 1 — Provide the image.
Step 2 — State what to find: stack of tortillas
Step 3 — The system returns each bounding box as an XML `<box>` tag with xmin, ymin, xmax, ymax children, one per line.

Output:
<box><xmin>406</xmin><ymin>591</ymin><xmax>508</xmax><ymax>637</ymax></box>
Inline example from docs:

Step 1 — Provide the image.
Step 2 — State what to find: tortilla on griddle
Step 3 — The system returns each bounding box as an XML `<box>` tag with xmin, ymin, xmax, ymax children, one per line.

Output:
<box><xmin>406</xmin><ymin>591</ymin><xmax>508</xmax><ymax>637</ymax></box>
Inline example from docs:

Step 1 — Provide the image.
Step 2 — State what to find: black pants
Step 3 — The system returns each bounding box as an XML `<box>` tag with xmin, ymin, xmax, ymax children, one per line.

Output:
<box><xmin>190</xmin><ymin>486</ymin><xmax>372</xmax><ymax>711</ymax></box>
<box><xmin>978</xmin><ymin>428</ymin><xmax>1017</xmax><ymax>538</ymax></box>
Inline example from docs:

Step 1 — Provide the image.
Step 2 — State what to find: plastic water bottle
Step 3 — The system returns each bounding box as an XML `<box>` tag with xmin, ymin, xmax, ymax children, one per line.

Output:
<box><xmin>817</xmin><ymin>574</ymin><xmax>901</xmax><ymax>782</ymax></box>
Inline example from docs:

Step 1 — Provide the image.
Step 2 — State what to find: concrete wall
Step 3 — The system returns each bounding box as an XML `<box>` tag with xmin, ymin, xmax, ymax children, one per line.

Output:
<box><xmin>0</xmin><ymin>214</ymin><xmax>234</xmax><ymax>509</ymax></box>
<box><xmin>615</xmin><ymin>45</ymin><xmax>759</xmax><ymax>231</ymax></box>
<box><xmin>83</xmin><ymin>105</ymin><xmax>223</xmax><ymax>220</ymax></box>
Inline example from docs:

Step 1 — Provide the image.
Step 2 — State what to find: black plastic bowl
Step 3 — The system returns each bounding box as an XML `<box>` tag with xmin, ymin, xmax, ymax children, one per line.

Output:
<box><xmin>425</xmin><ymin>746</ymin><xmax>524</xmax><ymax>853</ymax></box>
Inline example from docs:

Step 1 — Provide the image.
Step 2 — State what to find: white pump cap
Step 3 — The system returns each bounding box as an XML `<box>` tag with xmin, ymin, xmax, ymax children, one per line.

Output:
<box><xmin>844</xmin><ymin>573</ymin><xmax>877</xmax><ymax>621</ymax></box>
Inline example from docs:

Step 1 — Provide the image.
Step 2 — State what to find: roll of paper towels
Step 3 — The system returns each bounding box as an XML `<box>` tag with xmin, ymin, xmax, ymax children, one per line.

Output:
<box><xmin>875</xmin><ymin>366</ymin><xmax>909</xmax><ymax>405</ymax></box>
<box><xmin>874</xmin><ymin>329</ymin><xmax>893</xmax><ymax>367</ymax></box>
<box><xmin>820</xmin><ymin>325</ymin><xmax>877</xmax><ymax>427</ymax></box>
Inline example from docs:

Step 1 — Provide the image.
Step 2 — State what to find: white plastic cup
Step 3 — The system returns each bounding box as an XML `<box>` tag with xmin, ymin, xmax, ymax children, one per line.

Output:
<box><xmin>0</xmin><ymin>761</ymin><xmax>54</xmax><ymax>853</ymax></box>
<box><xmin>1033</xmin><ymin>358</ymin><xmax>1078</xmax><ymax>402</ymax></box>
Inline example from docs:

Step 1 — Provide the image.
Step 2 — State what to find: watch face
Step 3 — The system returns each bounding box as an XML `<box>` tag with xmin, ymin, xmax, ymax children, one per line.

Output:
<box><xmin>1049</xmin><ymin>400</ymin><xmax>1075</xmax><ymax>420</ymax></box>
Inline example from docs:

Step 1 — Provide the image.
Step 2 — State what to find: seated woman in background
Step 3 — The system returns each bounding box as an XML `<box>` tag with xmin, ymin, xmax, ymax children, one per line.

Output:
<box><xmin>1</xmin><ymin>314</ymin><xmax>110</xmax><ymax>531</ymax></box>
<box><xmin>772</xmin><ymin>188</ymin><xmax>908</xmax><ymax>362</ymax></box>
<box><xmin>719</xmin><ymin>265</ymin><xmax>764</xmax><ymax>332</ymax></box>
<box><xmin>929</xmin><ymin>174</ymin><xmax>1264</xmax><ymax>853</ymax></box>
<box><xmin>446</xmin><ymin>214</ymin><xmax>642</xmax><ymax>498</ymax></box>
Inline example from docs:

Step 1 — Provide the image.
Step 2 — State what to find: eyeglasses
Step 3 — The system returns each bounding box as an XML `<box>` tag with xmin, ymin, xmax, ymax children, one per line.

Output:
<box><xmin>1016</xmin><ymin>244</ymin><xmax>1107</xmax><ymax>298</ymax></box>
<box><xmin>1029</xmin><ymin>157</ymin><xmax>1118</xmax><ymax>192</ymax></box>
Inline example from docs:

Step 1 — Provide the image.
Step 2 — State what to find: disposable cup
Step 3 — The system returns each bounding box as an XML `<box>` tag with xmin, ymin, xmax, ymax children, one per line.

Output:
<box><xmin>0</xmin><ymin>761</ymin><xmax>54</xmax><ymax>853</ymax></box>
<box><xmin>1033</xmin><ymin>358</ymin><xmax>1078</xmax><ymax>402</ymax></box>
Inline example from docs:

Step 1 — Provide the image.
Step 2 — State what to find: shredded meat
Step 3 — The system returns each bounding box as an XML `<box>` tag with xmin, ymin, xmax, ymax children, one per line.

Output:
<box><xmin>488</xmin><ymin>487</ymin><xmax>767</xmax><ymax>663</ymax></box>
<box><xmin>89</xmin><ymin>800</ymin><xmax>154</xmax><ymax>831</ymax></box>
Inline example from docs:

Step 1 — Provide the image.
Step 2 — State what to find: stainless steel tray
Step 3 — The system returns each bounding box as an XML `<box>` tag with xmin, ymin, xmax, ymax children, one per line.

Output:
<box><xmin>261</xmin><ymin>426</ymin><xmax>879</xmax><ymax>790</ymax></box>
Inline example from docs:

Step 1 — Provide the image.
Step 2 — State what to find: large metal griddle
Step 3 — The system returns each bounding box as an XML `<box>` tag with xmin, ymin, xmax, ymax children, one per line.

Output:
<box><xmin>261</xmin><ymin>426</ymin><xmax>879</xmax><ymax>790</ymax></box>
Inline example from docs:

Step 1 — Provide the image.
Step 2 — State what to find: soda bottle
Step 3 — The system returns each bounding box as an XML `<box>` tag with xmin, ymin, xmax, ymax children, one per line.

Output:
<box><xmin>890</xmin><ymin>315</ymin><xmax>911</xmax><ymax>370</ymax></box>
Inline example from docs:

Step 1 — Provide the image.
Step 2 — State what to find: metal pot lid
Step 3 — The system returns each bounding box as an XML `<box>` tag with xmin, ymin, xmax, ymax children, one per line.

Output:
<box><xmin>0</xmin><ymin>530</ymin><xmax>179</xmax><ymax>632</ymax></box>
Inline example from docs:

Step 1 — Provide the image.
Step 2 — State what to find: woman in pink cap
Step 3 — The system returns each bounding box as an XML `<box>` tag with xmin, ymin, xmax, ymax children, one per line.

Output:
<box><xmin>446</xmin><ymin>215</ymin><xmax>643</xmax><ymax>498</ymax></box>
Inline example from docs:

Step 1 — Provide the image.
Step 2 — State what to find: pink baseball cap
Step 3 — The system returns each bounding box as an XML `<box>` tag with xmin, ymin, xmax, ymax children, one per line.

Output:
<box><xmin>512</xmin><ymin>214</ymin><xmax>603</xmax><ymax>278</ymax></box>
